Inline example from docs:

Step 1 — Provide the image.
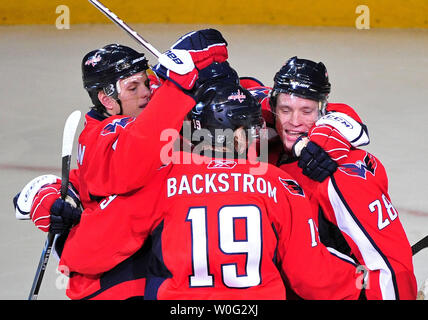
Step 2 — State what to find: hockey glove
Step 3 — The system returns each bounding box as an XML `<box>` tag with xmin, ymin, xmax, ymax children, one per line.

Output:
<box><xmin>293</xmin><ymin>136</ymin><xmax>338</xmax><ymax>183</ymax></box>
<box><xmin>153</xmin><ymin>28</ymin><xmax>228</xmax><ymax>91</ymax></box>
<box><xmin>320</xmin><ymin>105</ymin><xmax>370</xmax><ymax>148</ymax></box>
<box><xmin>292</xmin><ymin>105</ymin><xmax>369</xmax><ymax>183</ymax></box>
<box><xmin>292</xmin><ymin>123</ymin><xmax>347</xmax><ymax>182</ymax></box>
<box><xmin>34</xmin><ymin>183</ymin><xmax>80</xmax><ymax>233</ymax></box>
<box><xmin>306</xmin><ymin>108</ymin><xmax>369</xmax><ymax>166</ymax></box>
<box><xmin>14</xmin><ymin>174</ymin><xmax>60</xmax><ymax>220</ymax></box>
<box><xmin>49</xmin><ymin>198</ymin><xmax>82</xmax><ymax>235</ymax></box>
<box><xmin>307</xmin><ymin>124</ymin><xmax>352</xmax><ymax>164</ymax></box>
<box><xmin>14</xmin><ymin>174</ymin><xmax>81</xmax><ymax>232</ymax></box>
<box><xmin>292</xmin><ymin>121</ymin><xmax>356</xmax><ymax>182</ymax></box>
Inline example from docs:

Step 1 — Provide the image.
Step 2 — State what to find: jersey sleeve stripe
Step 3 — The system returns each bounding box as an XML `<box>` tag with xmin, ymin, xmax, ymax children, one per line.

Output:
<box><xmin>326</xmin><ymin>247</ymin><xmax>357</xmax><ymax>265</ymax></box>
<box><xmin>327</xmin><ymin>176</ymin><xmax>399</xmax><ymax>300</ymax></box>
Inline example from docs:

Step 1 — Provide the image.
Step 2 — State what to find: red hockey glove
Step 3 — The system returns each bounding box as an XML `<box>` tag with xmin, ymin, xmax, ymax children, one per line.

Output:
<box><xmin>153</xmin><ymin>28</ymin><xmax>228</xmax><ymax>91</ymax></box>
<box><xmin>291</xmin><ymin>123</ymin><xmax>351</xmax><ymax>182</ymax></box>
<box><xmin>308</xmin><ymin>124</ymin><xmax>352</xmax><ymax>164</ymax></box>
<box><xmin>30</xmin><ymin>182</ymin><xmax>62</xmax><ymax>231</ymax></box>
<box><xmin>320</xmin><ymin>104</ymin><xmax>370</xmax><ymax>147</ymax></box>
<box><xmin>14</xmin><ymin>174</ymin><xmax>81</xmax><ymax>232</ymax></box>
<box><xmin>30</xmin><ymin>182</ymin><xmax>81</xmax><ymax>233</ymax></box>
<box><xmin>14</xmin><ymin>174</ymin><xmax>60</xmax><ymax>221</ymax></box>
<box><xmin>291</xmin><ymin>104</ymin><xmax>369</xmax><ymax>183</ymax></box>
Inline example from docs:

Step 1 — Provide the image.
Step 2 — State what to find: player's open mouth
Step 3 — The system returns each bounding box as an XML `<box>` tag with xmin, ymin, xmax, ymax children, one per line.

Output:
<box><xmin>286</xmin><ymin>130</ymin><xmax>306</xmax><ymax>137</ymax></box>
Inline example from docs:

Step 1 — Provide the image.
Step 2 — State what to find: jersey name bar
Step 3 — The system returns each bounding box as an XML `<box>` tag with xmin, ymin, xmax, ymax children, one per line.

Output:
<box><xmin>167</xmin><ymin>173</ymin><xmax>277</xmax><ymax>202</ymax></box>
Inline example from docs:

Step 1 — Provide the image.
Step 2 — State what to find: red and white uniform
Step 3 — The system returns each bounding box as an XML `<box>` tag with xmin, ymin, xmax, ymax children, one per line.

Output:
<box><xmin>51</xmin><ymin>80</ymin><xmax>195</xmax><ymax>299</ymax></box>
<box><xmin>319</xmin><ymin>150</ymin><xmax>416</xmax><ymax>299</ymax></box>
<box><xmin>259</xmin><ymin>93</ymin><xmax>417</xmax><ymax>299</ymax></box>
<box><xmin>60</xmin><ymin>151</ymin><xmax>364</xmax><ymax>300</ymax></box>
<box><xmin>272</xmin><ymin>148</ymin><xmax>417</xmax><ymax>299</ymax></box>
<box><xmin>78</xmin><ymin>80</ymin><xmax>195</xmax><ymax>207</ymax></box>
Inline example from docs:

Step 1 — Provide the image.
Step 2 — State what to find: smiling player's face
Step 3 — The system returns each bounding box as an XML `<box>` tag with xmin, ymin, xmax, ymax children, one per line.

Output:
<box><xmin>274</xmin><ymin>93</ymin><xmax>319</xmax><ymax>152</ymax></box>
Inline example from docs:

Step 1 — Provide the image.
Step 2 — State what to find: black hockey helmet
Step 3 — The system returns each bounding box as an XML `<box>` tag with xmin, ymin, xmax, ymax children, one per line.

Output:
<box><xmin>270</xmin><ymin>56</ymin><xmax>331</xmax><ymax>110</ymax></box>
<box><xmin>82</xmin><ymin>44</ymin><xmax>149</xmax><ymax>108</ymax></box>
<box><xmin>188</xmin><ymin>81</ymin><xmax>264</xmax><ymax>150</ymax></box>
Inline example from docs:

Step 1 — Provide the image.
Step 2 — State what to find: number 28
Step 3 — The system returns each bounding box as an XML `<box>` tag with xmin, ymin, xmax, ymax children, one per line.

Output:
<box><xmin>368</xmin><ymin>194</ymin><xmax>398</xmax><ymax>230</ymax></box>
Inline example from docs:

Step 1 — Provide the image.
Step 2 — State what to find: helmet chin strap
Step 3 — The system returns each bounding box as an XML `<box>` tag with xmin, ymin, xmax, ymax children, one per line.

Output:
<box><xmin>115</xmin><ymin>79</ymin><xmax>124</xmax><ymax>115</ymax></box>
<box><xmin>115</xmin><ymin>99</ymin><xmax>124</xmax><ymax>115</ymax></box>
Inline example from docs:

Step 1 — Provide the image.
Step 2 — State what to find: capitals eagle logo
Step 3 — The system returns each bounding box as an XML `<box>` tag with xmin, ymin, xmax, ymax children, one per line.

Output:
<box><xmin>101</xmin><ymin>117</ymin><xmax>135</xmax><ymax>136</ymax></box>
<box><xmin>339</xmin><ymin>152</ymin><xmax>377</xmax><ymax>179</ymax></box>
<box><xmin>279</xmin><ymin>178</ymin><xmax>305</xmax><ymax>197</ymax></box>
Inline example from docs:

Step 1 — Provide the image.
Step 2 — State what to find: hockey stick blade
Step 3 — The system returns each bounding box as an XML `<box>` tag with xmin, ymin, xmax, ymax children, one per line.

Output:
<box><xmin>60</xmin><ymin>110</ymin><xmax>81</xmax><ymax>199</ymax></box>
<box><xmin>28</xmin><ymin>110</ymin><xmax>81</xmax><ymax>300</ymax></box>
<box><xmin>88</xmin><ymin>0</ymin><xmax>162</xmax><ymax>58</ymax></box>
<box><xmin>412</xmin><ymin>235</ymin><xmax>428</xmax><ymax>256</ymax></box>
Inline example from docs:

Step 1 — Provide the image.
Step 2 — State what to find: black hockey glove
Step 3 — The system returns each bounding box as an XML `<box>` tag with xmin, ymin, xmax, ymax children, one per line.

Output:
<box><xmin>297</xmin><ymin>140</ymin><xmax>338</xmax><ymax>183</ymax></box>
<box><xmin>49</xmin><ymin>198</ymin><xmax>82</xmax><ymax>235</ymax></box>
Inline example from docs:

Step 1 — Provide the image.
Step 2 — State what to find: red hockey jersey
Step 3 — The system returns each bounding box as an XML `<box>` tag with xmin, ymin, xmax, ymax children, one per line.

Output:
<box><xmin>274</xmin><ymin>147</ymin><xmax>417</xmax><ymax>300</ymax></box>
<box><xmin>252</xmin><ymin>86</ymin><xmax>417</xmax><ymax>299</ymax></box>
<box><xmin>78</xmin><ymin>80</ymin><xmax>195</xmax><ymax>203</ymax></box>
<box><xmin>59</xmin><ymin>80</ymin><xmax>195</xmax><ymax>299</ymax></box>
<box><xmin>60</xmin><ymin>151</ymin><xmax>365</xmax><ymax>300</ymax></box>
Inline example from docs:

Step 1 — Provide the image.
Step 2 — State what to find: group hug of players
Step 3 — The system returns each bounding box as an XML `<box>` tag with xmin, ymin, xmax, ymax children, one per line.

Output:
<box><xmin>14</xmin><ymin>29</ymin><xmax>417</xmax><ymax>300</ymax></box>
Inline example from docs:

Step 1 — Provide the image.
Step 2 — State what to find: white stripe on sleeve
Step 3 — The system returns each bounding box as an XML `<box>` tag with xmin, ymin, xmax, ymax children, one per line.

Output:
<box><xmin>327</xmin><ymin>178</ymin><xmax>397</xmax><ymax>300</ymax></box>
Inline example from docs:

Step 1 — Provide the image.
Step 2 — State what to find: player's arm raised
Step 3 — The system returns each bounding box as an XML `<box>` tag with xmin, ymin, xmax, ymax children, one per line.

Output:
<box><xmin>85</xmin><ymin>29</ymin><xmax>231</xmax><ymax>196</ymax></box>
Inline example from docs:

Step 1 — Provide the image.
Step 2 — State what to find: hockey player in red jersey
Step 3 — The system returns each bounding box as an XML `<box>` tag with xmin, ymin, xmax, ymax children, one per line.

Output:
<box><xmin>14</xmin><ymin>29</ymin><xmax>233</xmax><ymax>299</ymax></box>
<box><xmin>267</xmin><ymin>56</ymin><xmax>417</xmax><ymax>299</ymax></box>
<box><xmin>59</xmin><ymin>81</ymin><xmax>366</xmax><ymax>299</ymax></box>
<box><xmin>23</xmin><ymin>29</ymin><xmax>233</xmax><ymax>224</ymax></box>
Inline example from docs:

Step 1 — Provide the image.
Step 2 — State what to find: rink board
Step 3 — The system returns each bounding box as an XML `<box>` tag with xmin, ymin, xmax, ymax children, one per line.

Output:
<box><xmin>1</xmin><ymin>1</ymin><xmax>427</xmax><ymax>28</ymax></box>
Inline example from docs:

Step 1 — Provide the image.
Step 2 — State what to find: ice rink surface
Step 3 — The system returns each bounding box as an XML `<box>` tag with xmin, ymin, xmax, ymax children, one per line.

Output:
<box><xmin>0</xmin><ymin>23</ymin><xmax>427</xmax><ymax>299</ymax></box>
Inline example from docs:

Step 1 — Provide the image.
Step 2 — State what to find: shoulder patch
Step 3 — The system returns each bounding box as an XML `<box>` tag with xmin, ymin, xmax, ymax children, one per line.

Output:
<box><xmin>278</xmin><ymin>177</ymin><xmax>305</xmax><ymax>197</ymax></box>
<box><xmin>338</xmin><ymin>152</ymin><xmax>377</xmax><ymax>179</ymax></box>
<box><xmin>249</xmin><ymin>86</ymin><xmax>271</xmax><ymax>106</ymax></box>
<box><xmin>101</xmin><ymin>117</ymin><xmax>135</xmax><ymax>136</ymax></box>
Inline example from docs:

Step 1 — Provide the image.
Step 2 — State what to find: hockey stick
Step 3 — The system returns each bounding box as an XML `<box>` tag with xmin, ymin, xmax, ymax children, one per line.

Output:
<box><xmin>28</xmin><ymin>110</ymin><xmax>81</xmax><ymax>300</ymax></box>
<box><xmin>412</xmin><ymin>235</ymin><xmax>428</xmax><ymax>256</ymax></box>
<box><xmin>88</xmin><ymin>0</ymin><xmax>162</xmax><ymax>58</ymax></box>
